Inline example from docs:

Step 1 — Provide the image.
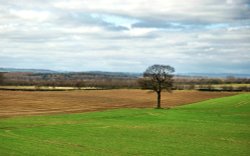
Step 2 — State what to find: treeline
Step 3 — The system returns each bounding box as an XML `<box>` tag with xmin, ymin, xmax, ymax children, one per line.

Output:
<box><xmin>1</xmin><ymin>72</ymin><xmax>250</xmax><ymax>91</ymax></box>
<box><xmin>174</xmin><ymin>76</ymin><xmax>250</xmax><ymax>85</ymax></box>
<box><xmin>173</xmin><ymin>77</ymin><xmax>250</xmax><ymax>91</ymax></box>
<box><xmin>0</xmin><ymin>72</ymin><xmax>140</xmax><ymax>89</ymax></box>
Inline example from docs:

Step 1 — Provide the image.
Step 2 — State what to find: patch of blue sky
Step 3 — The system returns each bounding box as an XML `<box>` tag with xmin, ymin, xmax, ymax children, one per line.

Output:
<box><xmin>205</xmin><ymin>23</ymin><xmax>230</xmax><ymax>29</ymax></box>
<box><xmin>204</xmin><ymin>21</ymin><xmax>250</xmax><ymax>30</ymax></box>
<box><xmin>91</xmin><ymin>13</ymin><xmax>138</xmax><ymax>28</ymax></box>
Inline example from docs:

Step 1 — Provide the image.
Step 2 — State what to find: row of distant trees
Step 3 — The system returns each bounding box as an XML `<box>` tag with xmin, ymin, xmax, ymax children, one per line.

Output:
<box><xmin>174</xmin><ymin>76</ymin><xmax>250</xmax><ymax>84</ymax></box>
<box><xmin>1</xmin><ymin>65</ymin><xmax>250</xmax><ymax>108</ymax></box>
<box><xmin>1</xmin><ymin>72</ymin><xmax>250</xmax><ymax>89</ymax></box>
<box><xmin>0</xmin><ymin>73</ymin><xmax>4</xmax><ymax>85</ymax></box>
<box><xmin>0</xmin><ymin>72</ymin><xmax>139</xmax><ymax>88</ymax></box>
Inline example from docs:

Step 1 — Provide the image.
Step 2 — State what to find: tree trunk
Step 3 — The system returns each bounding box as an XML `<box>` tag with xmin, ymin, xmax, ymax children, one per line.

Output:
<box><xmin>156</xmin><ymin>91</ymin><xmax>161</xmax><ymax>109</ymax></box>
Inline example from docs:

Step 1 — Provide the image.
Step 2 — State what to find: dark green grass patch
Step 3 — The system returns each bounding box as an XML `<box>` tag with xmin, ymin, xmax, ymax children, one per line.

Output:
<box><xmin>0</xmin><ymin>94</ymin><xmax>249</xmax><ymax>156</ymax></box>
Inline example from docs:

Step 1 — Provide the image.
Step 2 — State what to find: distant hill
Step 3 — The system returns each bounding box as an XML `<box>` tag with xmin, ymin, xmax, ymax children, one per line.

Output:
<box><xmin>1</xmin><ymin>67</ymin><xmax>250</xmax><ymax>88</ymax></box>
<box><xmin>83</xmin><ymin>71</ymin><xmax>142</xmax><ymax>78</ymax></box>
<box><xmin>1</xmin><ymin>68</ymin><xmax>250</xmax><ymax>78</ymax></box>
<box><xmin>178</xmin><ymin>73</ymin><xmax>250</xmax><ymax>78</ymax></box>
<box><xmin>0</xmin><ymin>68</ymin><xmax>141</xmax><ymax>78</ymax></box>
<box><xmin>0</xmin><ymin>68</ymin><xmax>58</xmax><ymax>73</ymax></box>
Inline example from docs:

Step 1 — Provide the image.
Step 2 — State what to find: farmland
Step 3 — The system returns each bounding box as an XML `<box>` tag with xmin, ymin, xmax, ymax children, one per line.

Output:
<box><xmin>0</xmin><ymin>94</ymin><xmax>249</xmax><ymax>155</ymax></box>
<box><xmin>0</xmin><ymin>90</ymin><xmax>236</xmax><ymax>117</ymax></box>
<box><xmin>1</xmin><ymin>0</ymin><xmax>250</xmax><ymax>155</ymax></box>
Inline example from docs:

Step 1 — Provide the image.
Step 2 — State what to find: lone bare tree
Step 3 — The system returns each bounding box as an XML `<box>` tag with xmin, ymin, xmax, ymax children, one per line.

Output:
<box><xmin>0</xmin><ymin>72</ymin><xmax>4</xmax><ymax>85</ymax></box>
<box><xmin>139</xmin><ymin>64</ymin><xmax>175</xmax><ymax>109</ymax></box>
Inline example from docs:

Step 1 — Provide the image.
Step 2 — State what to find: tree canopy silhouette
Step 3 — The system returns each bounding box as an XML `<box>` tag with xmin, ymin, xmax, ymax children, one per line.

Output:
<box><xmin>0</xmin><ymin>73</ymin><xmax>4</xmax><ymax>85</ymax></box>
<box><xmin>139</xmin><ymin>64</ymin><xmax>175</xmax><ymax>109</ymax></box>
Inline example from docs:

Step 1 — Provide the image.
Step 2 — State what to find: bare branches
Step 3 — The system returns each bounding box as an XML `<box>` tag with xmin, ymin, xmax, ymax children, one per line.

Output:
<box><xmin>141</xmin><ymin>64</ymin><xmax>175</xmax><ymax>92</ymax></box>
<box><xmin>139</xmin><ymin>64</ymin><xmax>175</xmax><ymax>108</ymax></box>
<box><xmin>0</xmin><ymin>73</ymin><xmax>5</xmax><ymax>85</ymax></box>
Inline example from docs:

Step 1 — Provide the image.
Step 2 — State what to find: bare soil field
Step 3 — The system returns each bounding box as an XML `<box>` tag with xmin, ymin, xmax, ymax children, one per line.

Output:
<box><xmin>0</xmin><ymin>89</ymin><xmax>237</xmax><ymax>117</ymax></box>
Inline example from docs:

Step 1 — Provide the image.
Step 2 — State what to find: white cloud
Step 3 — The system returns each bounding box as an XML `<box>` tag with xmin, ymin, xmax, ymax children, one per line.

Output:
<box><xmin>0</xmin><ymin>0</ymin><xmax>249</xmax><ymax>73</ymax></box>
<box><xmin>53</xmin><ymin>0</ymin><xmax>250</xmax><ymax>23</ymax></box>
<box><xmin>10</xmin><ymin>9</ymin><xmax>51</xmax><ymax>21</ymax></box>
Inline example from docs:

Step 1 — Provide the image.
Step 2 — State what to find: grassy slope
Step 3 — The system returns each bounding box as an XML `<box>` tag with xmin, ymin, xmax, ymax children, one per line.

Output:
<box><xmin>0</xmin><ymin>94</ymin><xmax>249</xmax><ymax>156</ymax></box>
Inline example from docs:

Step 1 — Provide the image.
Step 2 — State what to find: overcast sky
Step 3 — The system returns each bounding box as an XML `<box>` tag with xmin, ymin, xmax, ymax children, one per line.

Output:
<box><xmin>0</xmin><ymin>0</ymin><xmax>250</xmax><ymax>73</ymax></box>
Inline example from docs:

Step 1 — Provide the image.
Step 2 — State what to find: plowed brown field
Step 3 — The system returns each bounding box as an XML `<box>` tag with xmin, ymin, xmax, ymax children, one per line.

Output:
<box><xmin>0</xmin><ymin>90</ymin><xmax>237</xmax><ymax>117</ymax></box>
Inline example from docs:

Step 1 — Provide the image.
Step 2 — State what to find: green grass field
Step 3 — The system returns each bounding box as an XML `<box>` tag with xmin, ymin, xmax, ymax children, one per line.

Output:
<box><xmin>0</xmin><ymin>94</ymin><xmax>249</xmax><ymax>156</ymax></box>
